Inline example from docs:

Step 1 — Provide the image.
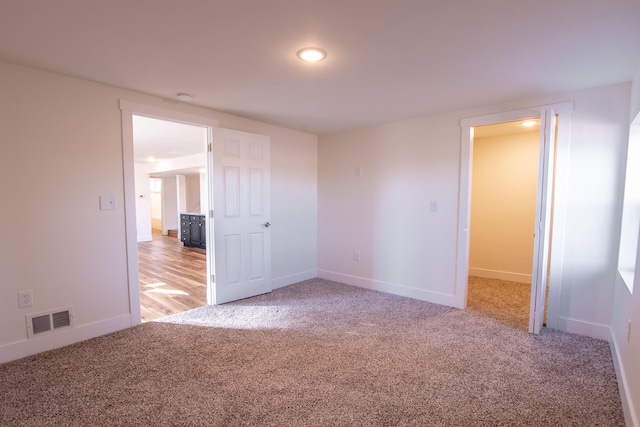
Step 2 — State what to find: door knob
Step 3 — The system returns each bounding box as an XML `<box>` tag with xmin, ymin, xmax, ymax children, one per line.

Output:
<box><xmin>261</xmin><ymin>222</ymin><xmax>271</xmax><ymax>228</ymax></box>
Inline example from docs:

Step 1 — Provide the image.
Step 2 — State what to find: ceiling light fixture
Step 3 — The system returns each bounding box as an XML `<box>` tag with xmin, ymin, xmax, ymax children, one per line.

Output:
<box><xmin>296</xmin><ymin>47</ymin><xmax>327</xmax><ymax>62</ymax></box>
<box><xmin>521</xmin><ymin>120</ymin><xmax>538</xmax><ymax>127</ymax></box>
<box><xmin>176</xmin><ymin>93</ymin><xmax>194</xmax><ymax>102</ymax></box>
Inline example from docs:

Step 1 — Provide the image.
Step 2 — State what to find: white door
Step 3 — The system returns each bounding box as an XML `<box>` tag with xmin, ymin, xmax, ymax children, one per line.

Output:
<box><xmin>209</xmin><ymin>128</ymin><xmax>271</xmax><ymax>304</ymax></box>
<box><xmin>528</xmin><ymin>109</ymin><xmax>557</xmax><ymax>334</ymax></box>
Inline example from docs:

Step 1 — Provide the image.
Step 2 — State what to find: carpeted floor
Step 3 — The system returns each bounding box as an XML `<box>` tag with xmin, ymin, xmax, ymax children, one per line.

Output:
<box><xmin>467</xmin><ymin>276</ymin><xmax>532</xmax><ymax>331</ymax></box>
<box><xmin>0</xmin><ymin>279</ymin><xmax>624</xmax><ymax>426</ymax></box>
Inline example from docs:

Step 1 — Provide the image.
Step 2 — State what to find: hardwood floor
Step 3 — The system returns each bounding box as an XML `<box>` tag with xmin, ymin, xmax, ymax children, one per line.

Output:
<box><xmin>138</xmin><ymin>230</ymin><xmax>207</xmax><ymax>322</ymax></box>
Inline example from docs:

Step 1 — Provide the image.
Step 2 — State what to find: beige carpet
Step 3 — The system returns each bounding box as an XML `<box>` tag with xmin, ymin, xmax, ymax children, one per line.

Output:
<box><xmin>0</xmin><ymin>279</ymin><xmax>624</xmax><ymax>426</ymax></box>
<box><xmin>467</xmin><ymin>276</ymin><xmax>533</xmax><ymax>331</ymax></box>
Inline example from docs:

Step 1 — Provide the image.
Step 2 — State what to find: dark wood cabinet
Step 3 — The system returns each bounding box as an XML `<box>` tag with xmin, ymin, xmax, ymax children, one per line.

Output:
<box><xmin>180</xmin><ymin>214</ymin><xmax>206</xmax><ymax>249</ymax></box>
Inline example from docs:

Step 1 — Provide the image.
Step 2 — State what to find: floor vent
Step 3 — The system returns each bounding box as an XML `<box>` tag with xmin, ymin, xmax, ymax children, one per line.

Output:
<box><xmin>26</xmin><ymin>307</ymin><xmax>74</xmax><ymax>339</ymax></box>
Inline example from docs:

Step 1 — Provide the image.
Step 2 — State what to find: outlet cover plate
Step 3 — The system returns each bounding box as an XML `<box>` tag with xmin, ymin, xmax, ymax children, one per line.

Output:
<box><xmin>18</xmin><ymin>290</ymin><xmax>33</xmax><ymax>308</ymax></box>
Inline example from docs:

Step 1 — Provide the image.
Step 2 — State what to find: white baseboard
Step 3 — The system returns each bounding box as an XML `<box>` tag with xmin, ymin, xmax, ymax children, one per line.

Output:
<box><xmin>556</xmin><ymin>316</ymin><xmax>610</xmax><ymax>340</ymax></box>
<box><xmin>0</xmin><ymin>314</ymin><xmax>132</xmax><ymax>364</ymax></box>
<box><xmin>317</xmin><ymin>270</ymin><xmax>457</xmax><ymax>308</ymax></box>
<box><xmin>271</xmin><ymin>269</ymin><xmax>317</xmax><ymax>289</ymax></box>
<box><xmin>609</xmin><ymin>327</ymin><xmax>638</xmax><ymax>427</ymax></box>
<box><xmin>468</xmin><ymin>267</ymin><xmax>531</xmax><ymax>283</ymax></box>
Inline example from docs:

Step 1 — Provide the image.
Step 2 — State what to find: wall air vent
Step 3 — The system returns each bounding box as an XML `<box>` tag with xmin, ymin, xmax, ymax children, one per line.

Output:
<box><xmin>26</xmin><ymin>307</ymin><xmax>74</xmax><ymax>339</ymax></box>
<box><xmin>31</xmin><ymin>314</ymin><xmax>51</xmax><ymax>335</ymax></box>
<box><xmin>52</xmin><ymin>310</ymin><xmax>71</xmax><ymax>329</ymax></box>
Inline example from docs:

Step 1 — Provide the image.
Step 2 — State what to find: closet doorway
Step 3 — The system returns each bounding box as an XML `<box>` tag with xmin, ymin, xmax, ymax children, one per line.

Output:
<box><xmin>467</xmin><ymin>119</ymin><xmax>542</xmax><ymax>331</ymax></box>
<box><xmin>456</xmin><ymin>103</ymin><xmax>572</xmax><ymax>334</ymax></box>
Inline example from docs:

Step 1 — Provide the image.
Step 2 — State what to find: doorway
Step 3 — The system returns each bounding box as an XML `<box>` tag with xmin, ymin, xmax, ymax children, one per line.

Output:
<box><xmin>120</xmin><ymin>101</ymin><xmax>219</xmax><ymax>326</ymax></box>
<box><xmin>467</xmin><ymin>119</ymin><xmax>541</xmax><ymax>331</ymax></box>
<box><xmin>455</xmin><ymin>103</ymin><xmax>572</xmax><ymax>334</ymax></box>
<box><xmin>132</xmin><ymin>115</ymin><xmax>209</xmax><ymax>322</ymax></box>
<box><xmin>120</xmin><ymin>100</ymin><xmax>274</xmax><ymax>325</ymax></box>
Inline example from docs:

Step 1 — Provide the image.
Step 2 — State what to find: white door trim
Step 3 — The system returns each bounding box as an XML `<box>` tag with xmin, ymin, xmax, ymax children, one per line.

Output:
<box><xmin>455</xmin><ymin>102</ymin><xmax>573</xmax><ymax>332</ymax></box>
<box><xmin>119</xmin><ymin>100</ymin><xmax>219</xmax><ymax>326</ymax></box>
<box><xmin>529</xmin><ymin>108</ymin><xmax>557</xmax><ymax>334</ymax></box>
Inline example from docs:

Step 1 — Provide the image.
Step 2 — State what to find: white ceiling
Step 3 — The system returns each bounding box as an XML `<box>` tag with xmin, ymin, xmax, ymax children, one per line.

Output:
<box><xmin>1</xmin><ymin>1</ymin><xmax>639</xmax><ymax>135</ymax></box>
<box><xmin>132</xmin><ymin>115</ymin><xmax>206</xmax><ymax>164</ymax></box>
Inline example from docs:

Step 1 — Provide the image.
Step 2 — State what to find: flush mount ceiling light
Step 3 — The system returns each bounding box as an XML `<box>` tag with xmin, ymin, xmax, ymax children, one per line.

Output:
<box><xmin>296</xmin><ymin>47</ymin><xmax>327</xmax><ymax>62</ymax></box>
<box><xmin>176</xmin><ymin>93</ymin><xmax>194</xmax><ymax>102</ymax></box>
<box><xmin>521</xmin><ymin>120</ymin><xmax>538</xmax><ymax>127</ymax></box>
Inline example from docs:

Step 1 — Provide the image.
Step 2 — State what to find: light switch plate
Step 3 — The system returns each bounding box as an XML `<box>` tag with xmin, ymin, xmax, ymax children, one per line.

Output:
<box><xmin>100</xmin><ymin>196</ymin><xmax>116</xmax><ymax>210</ymax></box>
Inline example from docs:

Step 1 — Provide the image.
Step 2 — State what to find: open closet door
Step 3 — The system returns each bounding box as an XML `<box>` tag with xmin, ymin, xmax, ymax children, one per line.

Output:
<box><xmin>209</xmin><ymin>127</ymin><xmax>272</xmax><ymax>304</ymax></box>
<box><xmin>528</xmin><ymin>109</ymin><xmax>557</xmax><ymax>334</ymax></box>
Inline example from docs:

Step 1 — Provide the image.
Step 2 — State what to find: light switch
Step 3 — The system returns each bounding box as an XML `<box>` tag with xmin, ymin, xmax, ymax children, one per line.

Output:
<box><xmin>100</xmin><ymin>196</ymin><xmax>117</xmax><ymax>211</ymax></box>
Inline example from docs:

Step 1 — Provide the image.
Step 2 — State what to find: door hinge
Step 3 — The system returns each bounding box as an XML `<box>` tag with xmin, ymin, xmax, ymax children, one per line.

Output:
<box><xmin>208</xmin><ymin>143</ymin><xmax>212</xmax><ymax>152</ymax></box>
<box><xmin>209</xmin><ymin>209</ymin><xmax>214</xmax><ymax>218</ymax></box>
<box><xmin>211</xmin><ymin>274</ymin><xmax>215</xmax><ymax>283</ymax></box>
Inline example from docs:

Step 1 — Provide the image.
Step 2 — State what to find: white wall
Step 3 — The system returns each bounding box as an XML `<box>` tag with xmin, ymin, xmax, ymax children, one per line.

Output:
<box><xmin>318</xmin><ymin>113</ymin><xmax>462</xmax><ymax>306</ymax></box>
<box><xmin>185</xmin><ymin>175</ymin><xmax>201</xmax><ymax>213</ymax></box>
<box><xmin>610</xmin><ymin>65</ymin><xmax>640</xmax><ymax>427</ymax></box>
<box><xmin>0</xmin><ymin>60</ymin><xmax>318</xmax><ymax>362</ymax></box>
<box><xmin>150</xmin><ymin>178</ymin><xmax>162</xmax><ymax>230</ymax></box>
<box><xmin>318</xmin><ymin>82</ymin><xmax>630</xmax><ymax>336</ymax></box>
<box><xmin>469</xmin><ymin>132</ymin><xmax>539</xmax><ymax>283</ymax></box>
<box><xmin>161</xmin><ymin>176</ymin><xmax>178</xmax><ymax>235</ymax></box>
<box><xmin>134</xmin><ymin>163</ymin><xmax>153</xmax><ymax>242</ymax></box>
<box><xmin>177</xmin><ymin>174</ymin><xmax>187</xmax><ymax>219</ymax></box>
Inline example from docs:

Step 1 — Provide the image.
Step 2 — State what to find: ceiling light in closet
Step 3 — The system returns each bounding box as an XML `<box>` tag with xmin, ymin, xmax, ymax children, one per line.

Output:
<box><xmin>297</xmin><ymin>48</ymin><xmax>327</xmax><ymax>62</ymax></box>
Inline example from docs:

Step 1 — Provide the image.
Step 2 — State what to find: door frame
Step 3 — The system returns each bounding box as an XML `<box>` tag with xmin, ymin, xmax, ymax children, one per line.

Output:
<box><xmin>120</xmin><ymin>100</ymin><xmax>219</xmax><ymax>326</ymax></box>
<box><xmin>454</xmin><ymin>102</ymin><xmax>573</xmax><ymax>331</ymax></box>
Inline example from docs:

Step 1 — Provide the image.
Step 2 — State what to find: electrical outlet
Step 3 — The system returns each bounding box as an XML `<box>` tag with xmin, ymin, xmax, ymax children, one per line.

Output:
<box><xmin>353</xmin><ymin>251</ymin><xmax>361</xmax><ymax>261</ymax></box>
<box><xmin>18</xmin><ymin>290</ymin><xmax>33</xmax><ymax>308</ymax></box>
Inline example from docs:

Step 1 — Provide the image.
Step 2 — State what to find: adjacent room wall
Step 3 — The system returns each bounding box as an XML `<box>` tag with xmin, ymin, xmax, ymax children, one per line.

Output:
<box><xmin>469</xmin><ymin>131</ymin><xmax>539</xmax><ymax>283</ymax></box>
<box><xmin>0</xmin><ymin>60</ymin><xmax>318</xmax><ymax>362</ymax></box>
<box><xmin>318</xmin><ymin>82</ymin><xmax>630</xmax><ymax>339</ymax></box>
<box><xmin>161</xmin><ymin>176</ymin><xmax>178</xmax><ymax>235</ymax></box>
<box><xmin>150</xmin><ymin>178</ymin><xmax>162</xmax><ymax>230</ymax></box>
<box><xmin>185</xmin><ymin>175</ymin><xmax>201</xmax><ymax>213</ymax></box>
<box><xmin>134</xmin><ymin>163</ymin><xmax>153</xmax><ymax>242</ymax></box>
<box><xmin>610</xmin><ymin>65</ymin><xmax>640</xmax><ymax>427</ymax></box>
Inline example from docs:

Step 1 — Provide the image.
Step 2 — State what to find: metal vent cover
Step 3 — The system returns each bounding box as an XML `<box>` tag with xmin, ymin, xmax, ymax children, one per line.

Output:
<box><xmin>52</xmin><ymin>310</ymin><xmax>71</xmax><ymax>329</ymax></box>
<box><xmin>26</xmin><ymin>307</ymin><xmax>74</xmax><ymax>339</ymax></box>
<box><xmin>31</xmin><ymin>314</ymin><xmax>51</xmax><ymax>335</ymax></box>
